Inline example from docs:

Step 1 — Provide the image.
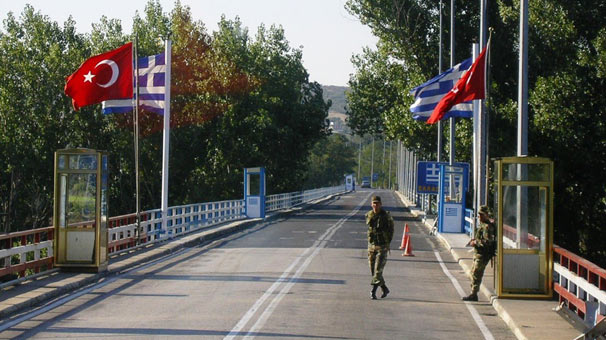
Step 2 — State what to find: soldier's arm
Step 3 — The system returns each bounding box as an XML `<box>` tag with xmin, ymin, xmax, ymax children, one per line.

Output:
<box><xmin>387</xmin><ymin>213</ymin><xmax>395</xmax><ymax>241</ymax></box>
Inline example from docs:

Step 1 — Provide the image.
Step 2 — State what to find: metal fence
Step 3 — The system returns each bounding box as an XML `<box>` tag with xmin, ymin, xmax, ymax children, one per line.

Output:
<box><xmin>266</xmin><ymin>185</ymin><xmax>346</xmax><ymax>212</ymax></box>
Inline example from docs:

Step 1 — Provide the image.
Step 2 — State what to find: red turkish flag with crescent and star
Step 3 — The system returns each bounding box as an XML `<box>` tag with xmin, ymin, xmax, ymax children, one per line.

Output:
<box><xmin>64</xmin><ymin>42</ymin><xmax>133</xmax><ymax>111</ymax></box>
<box><xmin>426</xmin><ymin>39</ymin><xmax>490</xmax><ymax>125</ymax></box>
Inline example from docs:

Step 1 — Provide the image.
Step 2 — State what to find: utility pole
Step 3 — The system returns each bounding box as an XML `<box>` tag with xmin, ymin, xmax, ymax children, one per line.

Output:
<box><xmin>370</xmin><ymin>136</ymin><xmax>375</xmax><ymax>188</ymax></box>
<box><xmin>382</xmin><ymin>139</ymin><xmax>386</xmax><ymax>188</ymax></box>
<box><xmin>357</xmin><ymin>136</ymin><xmax>362</xmax><ymax>184</ymax></box>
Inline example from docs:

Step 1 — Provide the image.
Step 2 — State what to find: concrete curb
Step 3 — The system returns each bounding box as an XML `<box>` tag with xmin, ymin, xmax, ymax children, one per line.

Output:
<box><xmin>0</xmin><ymin>193</ymin><xmax>342</xmax><ymax>321</ymax></box>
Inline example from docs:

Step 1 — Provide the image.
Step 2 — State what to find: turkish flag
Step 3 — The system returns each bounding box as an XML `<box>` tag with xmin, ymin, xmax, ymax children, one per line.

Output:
<box><xmin>65</xmin><ymin>42</ymin><xmax>133</xmax><ymax>111</ymax></box>
<box><xmin>427</xmin><ymin>40</ymin><xmax>490</xmax><ymax>125</ymax></box>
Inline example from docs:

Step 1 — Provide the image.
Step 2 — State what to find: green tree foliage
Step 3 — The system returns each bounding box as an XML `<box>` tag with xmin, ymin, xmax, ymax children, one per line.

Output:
<box><xmin>345</xmin><ymin>0</ymin><xmax>606</xmax><ymax>265</ymax></box>
<box><xmin>304</xmin><ymin>134</ymin><xmax>357</xmax><ymax>189</ymax></box>
<box><xmin>0</xmin><ymin>1</ymin><xmax>329</xmax><ymax>232</ymax></box>
<box><xmin>0</xmin><ymin>6</ymin><xmax>104</xmax><ymax>231</ymax></box>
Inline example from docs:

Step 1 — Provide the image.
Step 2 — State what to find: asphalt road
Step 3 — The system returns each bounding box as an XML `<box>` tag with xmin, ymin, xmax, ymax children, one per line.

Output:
<box><xmin>0</xmin><ymin>189</ymin><xmax>517</xmax><ymax>339</ymax></box>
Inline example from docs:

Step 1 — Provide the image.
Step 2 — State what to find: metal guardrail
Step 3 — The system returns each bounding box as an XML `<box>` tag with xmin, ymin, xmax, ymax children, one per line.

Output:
<box><xmin>266</xmin><ymin>185</ymin><xmax>346</xmax><ymax>212</ymax></box>
<box><xmin>0</xmin><ymin>185</ymin><xmax>346</xmax><ymax>285</ymax></box>
<box><xmin>554</xmin><ymin>245</ymin><xmax>606</xmax><ymax>328</ymax></box>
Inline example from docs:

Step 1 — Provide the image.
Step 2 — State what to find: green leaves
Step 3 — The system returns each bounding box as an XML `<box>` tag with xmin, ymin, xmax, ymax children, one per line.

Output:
<box><xmin>346</xmin><ymin>0</ymin><xmax>606</xmax><ymax>266</ymax></box>
<box><xmin>0</xmin><ymin>2</ymin><xmax>329</xmax><ymax>232</ymax></box>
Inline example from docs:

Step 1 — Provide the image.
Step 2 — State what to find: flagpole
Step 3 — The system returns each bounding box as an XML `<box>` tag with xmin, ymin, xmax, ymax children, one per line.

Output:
<box><xmin>478</xmin><ymin>0</ymin><xmax>489</xmax><ymax>210</ymax></box>
<box><xmin>518</xmin><ymin>0</ymin><xmax>528</xmax><ymax>156</ymax></box>
<box><xmin>437</xmin><ymin>0</ymin><xmax>443</xmax><ymax>163</ymax></box>
<box><xmin>449</xmin><ymin>0</ymin><xmax>456</xmax><ymax>167</ymax></box>
<box><xmin>134</xmin><ymin>35</ymin><xmax>141</xmax><ymax>245</ymax></box>
<box><xmin>472</xmin><ymin>42</ymin><xmax>480</xmax><ymax>231</ymax></box>
<box><xmin>161</xmin><ymin>37</ymin><xmax>172</xmax><ymax>237</ymax></box>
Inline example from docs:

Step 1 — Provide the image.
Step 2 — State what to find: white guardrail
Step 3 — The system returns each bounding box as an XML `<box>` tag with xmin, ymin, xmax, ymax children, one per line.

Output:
<box><xmin>266</xmin><ymin>185</ymin><xmax>346</xmax><ymax>212</ymax></box>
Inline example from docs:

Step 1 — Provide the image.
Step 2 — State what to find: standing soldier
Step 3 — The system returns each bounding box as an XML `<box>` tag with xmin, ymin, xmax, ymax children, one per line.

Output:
<box><xmin>462</xmin><ymin>205</ymin><xmax>497</xmax><ymax>301</ymax></box>
<box><xmin>366</xmin><ymin>195</ymin><xmax>395</xmax><ymax>300</ymax></box>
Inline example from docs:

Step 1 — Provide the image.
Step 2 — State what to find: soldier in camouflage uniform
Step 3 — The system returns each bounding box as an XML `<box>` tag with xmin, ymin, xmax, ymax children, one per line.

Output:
<box><xmin>462</xmin><ymin>205</ymin><xmax>497</xmax><ymax>301</ymax></box>
<box><xmin>366</xmin><ymin>195</ymin><xmax>395</xmax><ymax>300</ymax></box>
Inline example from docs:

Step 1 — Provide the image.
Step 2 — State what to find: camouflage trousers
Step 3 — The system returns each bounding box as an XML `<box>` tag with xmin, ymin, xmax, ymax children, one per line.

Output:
<box><xmin>470</xmin><ymin>253</ymin><xmax>491</xmax><ymax>294</ymax></box>
<box><xmin>368</xmin><ymin>244</ymin><xmax>389</xmax><ymax>286</ymax></box>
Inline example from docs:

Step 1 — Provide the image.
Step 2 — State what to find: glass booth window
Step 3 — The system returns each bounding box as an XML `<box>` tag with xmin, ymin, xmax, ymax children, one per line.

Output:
<box><xmin>67</xmin><ymin>173</ymin><xmax>97</xmax><ymax>226</ymax></box>
<box><xmin>69</xmin><ymin>154</ymin><xmax>97</xmax><ymax>170</ymax></box>
<box><xmin>101</xmin><ymin>155</ymin><xmax>108</xmax><ymax>222</ymax></box>
<box><xmin>58</xmin><ymin>155</ymin><xmax>66</xmax><ymax>170</ymax></box>
<box><xmin>503</xmin><ymin>163</ymin><xmax>550</xmax><ymax>182</ymax></box>
<box><xmin>502</xmin><ymin>185</ymin><xmax>547</xmax><ymax>250</ymax></box>
<box><xmin>59</xmin><ymin>174</ymin><xmax>67</xmax><ymax>227</ymax></box>
<box><xmin>443</xmin><ymin>172</ymin><xmax>464</xmax><ymax>203</ymax></box>
<box><xmin>248</xmin><ymin>174</ymin><xmax>260</xmax><ymax>196</ymax></box>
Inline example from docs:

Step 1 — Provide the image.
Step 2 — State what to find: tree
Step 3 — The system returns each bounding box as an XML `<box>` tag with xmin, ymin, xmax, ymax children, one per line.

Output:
<box><xmin>304</xmin><ymin>134</ymin><xmax>357</xmax><ymax>189</ymax></box>
<box><xmin>0</xmin><ymin>1</ymin><xmax>331</xmax><ymax>233</ymax></box>
<box><xmin>0</xmin><ymin>6</ymin><xmax>101</xmax><ymax>231</ymax></box>
<box><xmin>345</xmin><ymin>0</ymin><xmax>606</xmax><ymax>266</ymax></box>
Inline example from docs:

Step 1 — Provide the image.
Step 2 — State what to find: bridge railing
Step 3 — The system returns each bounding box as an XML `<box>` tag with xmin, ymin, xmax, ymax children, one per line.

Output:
<box><xmin>106</xmin><ymin>199</ymin><xmax>246</xmax><ymax>252</ymax></box>
<box><xmin>0</xmin><ymin>185</ymin><xmax>345</xmax><ymax>284</ymax></box>
<box><xmin>266</xmin><ymin>185</ymin><xmax>346</xmax><ymax>212</ymax></box>
<box><xmin>0</xmin><ymin>227</ymin><xmax>54</xmax><ymax>282</ymax></box>
<box><xmin>554</xmin><ymin>245</ymin><xmax>606</xmax><ymax>327</ymax></box>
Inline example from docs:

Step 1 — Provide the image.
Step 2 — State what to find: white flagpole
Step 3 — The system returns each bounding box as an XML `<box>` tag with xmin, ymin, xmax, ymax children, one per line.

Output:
<box><xmin>134</xmin><ymin>36</ymin><xmax>141</xmax><ymax>245</ymax></box>
<box><xmin>161</xmin><ymin>38</ymin><xmax>172</xmax><ymax>236</ymax></box>
<box><xmin>472</xmin><ymin>43</ymin><xmax>480</xmax><ymax>229</ymax></box>
<box><xmin>449</xmin><ymin>0</ymin><xmax>456</xmax><ymax>167</ymax></box>
<box><xmin>438</xmin><ymin>0</ymin><xmax>443</xmax><ymax>163</ymax></box>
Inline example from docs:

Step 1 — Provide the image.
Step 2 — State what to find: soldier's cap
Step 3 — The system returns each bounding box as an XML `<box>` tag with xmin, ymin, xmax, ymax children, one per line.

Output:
<box><xmin>371</xmin><ymin>195</ymin><xmax>381</xmax><ymax>203</ymax></box>
<box><xmin>479</xmin><ymin>205</ymin><xmax>491</xmax><ymax>215</ymax></box>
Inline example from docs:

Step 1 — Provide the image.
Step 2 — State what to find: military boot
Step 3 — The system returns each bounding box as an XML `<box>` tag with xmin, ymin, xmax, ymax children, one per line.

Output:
<box><xmin>370</xmin><ymin>285</ymin><xmax>378</xmax><ymax>300</ymax></box>
<box><xmin>380</xmin><ymin>285</ymin><xmax>390</xmax><ymax>298</ymax></box>
<box><xmin>462</xmin><ymin>293</ymin><xmax>478</xmax><ymax>301</ymax></box>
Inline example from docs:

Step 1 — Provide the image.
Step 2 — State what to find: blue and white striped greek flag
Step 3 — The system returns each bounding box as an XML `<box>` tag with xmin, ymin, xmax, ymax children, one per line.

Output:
<box><xmin>102</xmin><ymin>53</ymin><xmax>166</xmax><ymax>115</ymax></box>
<box><xmin>409</xmin><ymin>58</ymin><xmax>473</xmax><ymax>121</ymax></box>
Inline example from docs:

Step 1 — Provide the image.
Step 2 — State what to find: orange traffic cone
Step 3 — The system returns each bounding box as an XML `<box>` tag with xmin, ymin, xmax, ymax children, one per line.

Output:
<box><xmin>401</xmin><ymin>224</ymin><xmax>414</xmax><ymax>256</ymax></box>
<box><xmin>399</xmin><ymin>223</ymin><xmax>409</xmax><ymax>250</ymax></box>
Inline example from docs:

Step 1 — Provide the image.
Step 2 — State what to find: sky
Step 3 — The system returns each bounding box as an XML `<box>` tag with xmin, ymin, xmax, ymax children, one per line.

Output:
<box><xmin>0</xmin><ymin>0</ymin><xmax>378</xmax><ymax>86</ymax></box>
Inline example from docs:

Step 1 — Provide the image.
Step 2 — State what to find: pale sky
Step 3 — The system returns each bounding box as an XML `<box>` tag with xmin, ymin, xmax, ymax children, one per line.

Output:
<box><xmin>0</xmin><ymin>0</ymin><xmax>378</xmax><ymax>86</ymax></box>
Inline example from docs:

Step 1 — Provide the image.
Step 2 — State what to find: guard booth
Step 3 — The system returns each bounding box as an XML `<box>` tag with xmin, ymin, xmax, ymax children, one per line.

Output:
<box><xmin>437</xmin><ymin>164</ymin><xmax>469</xmax><ymax>233</ymax></box>
<box><xmin>53</xmin><ymin>148</ymin><xmax>108</xmax><ymax>272</ymax></box>
<box><xmin>244</xmin><ymin>167</ymin><xmax>265</xmax><ymax>218</ymax></box>
<box><xmin>345</xmin><ymin>174</ymin><xmax>354</xmax><ymax>191</ymax></box>
<box><xmin>494</xmin><ymin>156</ymin><xmax>554</xmax><ymax>298</ymax></box>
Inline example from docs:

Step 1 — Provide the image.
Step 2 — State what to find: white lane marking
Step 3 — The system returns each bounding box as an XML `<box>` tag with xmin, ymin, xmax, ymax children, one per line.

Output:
<box><xmin>222</xmin><ymin>245</ymin><xmax>312</xmax><ymax>340</ymax></box>
<box><xmin>225</xmin><ymin>193</ymin><xmax>371</xmax><ymax>340</ymax></box>
<box><xmin>243</xmin><ymin>208</ymin><xmax>358</xmax><ymax>339</ymax></box>
<box><xmin>434</xmin><ymin>251</ymin><xmax>495</xmax><ymax>340</ymax></box>
<box><xmin>0</xmin><ymin>247</ymin><xmax>190</xmax><ymax>332</ymax></box>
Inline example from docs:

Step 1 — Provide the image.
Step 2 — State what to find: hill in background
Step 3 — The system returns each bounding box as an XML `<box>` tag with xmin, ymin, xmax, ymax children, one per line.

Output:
<box><xmin>322</xmin><ymin>85</ymin><xmax>348</xmax><ymax>114</ymax></box>
<box><xmin>322</xmin><ymin>85</ymin><xmax>350</xmax><ymax>134</ymax></box>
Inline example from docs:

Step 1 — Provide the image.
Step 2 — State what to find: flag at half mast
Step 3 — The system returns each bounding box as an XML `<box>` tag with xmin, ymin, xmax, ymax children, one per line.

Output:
<box><xmin>409</xmin><ymin>58</ymin><xmax>473</xmax><ymax>121</ymax></box>
<box><xmin>102</xmin><ymin>52</ymin><xmax>166</xmax><ymax>114</ymax></box>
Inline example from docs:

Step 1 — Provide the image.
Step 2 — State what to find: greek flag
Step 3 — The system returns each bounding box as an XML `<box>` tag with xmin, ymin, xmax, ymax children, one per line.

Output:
<box><xmin>102</xmin><ymin>53</ymin><xmax>166</xmax><ymax>115</ymax></box>
<box><xmin>409</xmin><ymin>58</ymin><xmax>473</xmax><ymax>121</ymax></box>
